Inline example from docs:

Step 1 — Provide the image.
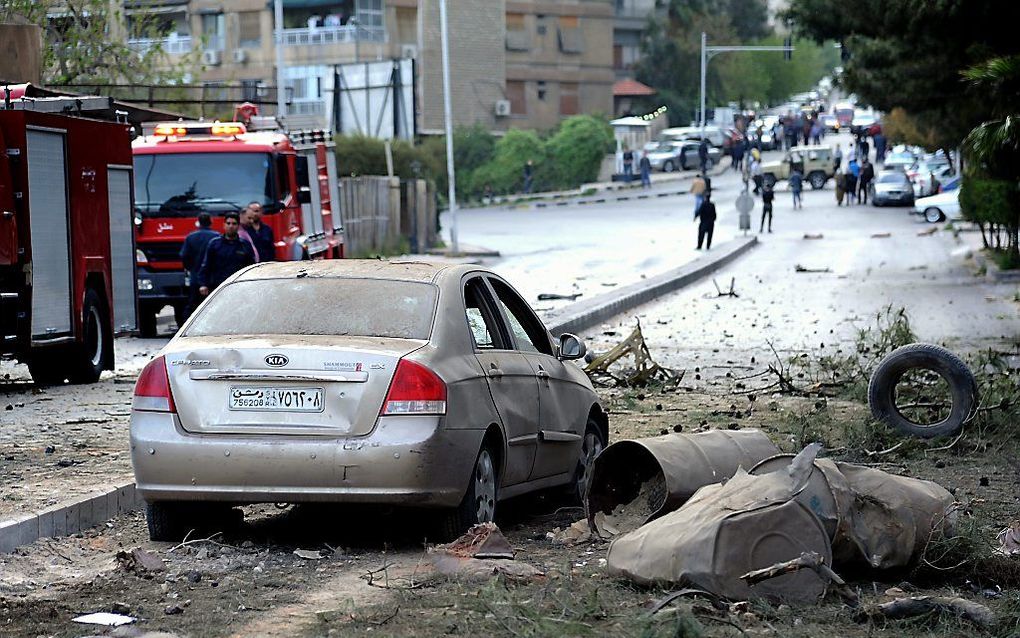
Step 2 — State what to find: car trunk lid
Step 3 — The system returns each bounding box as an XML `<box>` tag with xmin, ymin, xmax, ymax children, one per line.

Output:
<box><xmin>166</xmin><ymin>335</ymin><xmax>426</xmax><ymax>436</ymax></box>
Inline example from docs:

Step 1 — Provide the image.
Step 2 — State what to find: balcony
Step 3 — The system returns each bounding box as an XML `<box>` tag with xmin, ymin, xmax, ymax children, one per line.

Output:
<box><xmin>127</xmin><ymin>35</ymin><xmax>193</xmax><ymax>55</ymax></box>
<box><xmin>289</xmin><ymin>100</ymin><xmax>326</xmax><ymax>115</ymax></box>
<box><xmin>279</xmin><ymin>24</ymin><xmax>385</xmax><ymax>47</ymax></box>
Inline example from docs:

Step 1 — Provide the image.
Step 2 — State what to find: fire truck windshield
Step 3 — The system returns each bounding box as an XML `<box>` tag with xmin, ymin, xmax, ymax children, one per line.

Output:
<box><xmin>134</xmin><ymin>152</ymin><xmax>274</xmax><ymax>217</ymax></box>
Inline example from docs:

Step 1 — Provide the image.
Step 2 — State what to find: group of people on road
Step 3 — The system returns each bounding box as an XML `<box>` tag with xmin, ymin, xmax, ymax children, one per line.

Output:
<box><xmin>834</xmin><ymin>144</ymin><xmax>876</xmax><ymax>206</ymax></box>
<box><xmin>179</xmin><ymin>201</ymin><xmax>276</xmax><ymax>319</ymax></box>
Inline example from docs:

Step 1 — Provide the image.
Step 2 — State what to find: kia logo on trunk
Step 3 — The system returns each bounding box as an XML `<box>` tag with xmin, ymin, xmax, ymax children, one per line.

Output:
<box><xmin>265</xmin><ymin>354</ymin><xmax>289</xmax><ymax>367</ymax></box>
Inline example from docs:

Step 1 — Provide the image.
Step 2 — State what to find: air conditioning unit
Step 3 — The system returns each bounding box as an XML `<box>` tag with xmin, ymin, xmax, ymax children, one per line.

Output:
<box><xmin>399</xmin><ymin>44</ymin><xmax>417</xmax><ymax>59</ymax></box>
<box><xmin>494</xmin><ymin>99</ymin><xmax>512</xmax><ymax>117</ymax></box>
<box><xmin>202</xmin><ymin>49</ymin><xmax>222</xmax><ymax>66</ymax></box>
<box><xmin>232</xmin><ymin>49</ymin><xmax>248</xmax><ymax>64</ymax></box>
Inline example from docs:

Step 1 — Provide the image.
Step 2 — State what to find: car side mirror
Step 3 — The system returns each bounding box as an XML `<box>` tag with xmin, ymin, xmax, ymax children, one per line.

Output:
<box><xmin>558</xmin><ymin>333</ymin><xmax>586</xmax><ymax>361</ymax></box>
<box><xmin>297</xmin><ymin>186</ymin><xmax>312</xmax><ymax>204</ymax></box>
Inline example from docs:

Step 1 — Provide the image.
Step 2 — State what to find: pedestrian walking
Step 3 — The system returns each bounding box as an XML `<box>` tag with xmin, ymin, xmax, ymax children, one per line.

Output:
<box><xmin>789</xmin><ymin>168</ymin><xmax>804</xmax><ymax>210</ymax></box>
<box><xmin>237</xmin><ymin>208</ymin><xmax>260</xmax><ymax>263</ymax></box>
<box><xmin>750</xmin><ymin>156</ymin><xmax>763</xmax><ymax>194</ymax></box>
<box><xmin>196</xmin><ymin>211</ymin><xmax>257</xmax><ymax>297</ymax></box>
<box><xmin>845</xmin><ymin>167</ymin><xmax>858</xmax><ymax>206</ymax></box>
<box><xmin>858</xmin><ymin>138</ymin><xmax>870</xmax><ymax>161</ymax></box>
<box><xmin>179</xmin><ymin>212</ymin><xmax>218</xmax><ymax>319</ymax></box>
<box><xmin>873</xmin><ymin>132</ymin><xmax>887</xmax><ymax>163</ymax></box>
<box><xmin>523</xmin><ymin>160</ymin><xmax>534</xmax><ymax>194</ymax></box>
<box><xmin>695</xmin><ymin>191</ymin><xmax>717</xmax><ymax>250</ymax></box>
<box><xmin>833</xmin><ymin>145</ymin><xmax>843</xmax><ymax>172</ymax></box>
<box><xmin>639</xmin><ymin>150</ymin><xmax>652</xmax><ymax>189</ymax></box>
<box><xmin>810</xmin><ymin>121</ymin><xmax>822</xmax><ymax>145</ymax></box>
<box><xmin>760</xmin><ymin>184</ymin><xmax>775</xmax><ymax>233</ymax></box>
<box><xmin>622</xmin><ymin>148</ymin><xmax>635</xmax><ymax>183</ymax></box>
<box><xmin>698</xmin><ymin>138</ymin><xmax>710</xmax><ymax>173</ymax></box>
<box><xmin>835</xmin><ymin>172</ymin><xmax>846</xmax><ymax>206</ymax></box>
<box><xmin>690</xmin><ymin>173</ymin><xmax>707</xmax><ymax>218</ymax></box>
<box><xmin>859</xmin><ymin>159</ymin><xmax>875</xmax><ymax>204</ymax></box>
<box><xmin>242</xmin><ymin>201</ymin><xmax>275</xmax><ymax>262</ymax></box>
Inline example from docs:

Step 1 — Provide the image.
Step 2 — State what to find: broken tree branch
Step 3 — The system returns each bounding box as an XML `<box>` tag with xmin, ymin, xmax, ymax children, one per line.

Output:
<box><xmin>854</xmin><ymin>596</ymin><xmax>995</xmax><ymax>628</ymax></box>
<box><xmin>740</xmin><ymin>551</ymin><xmax>859</xmax><ymax>606</ymax></box>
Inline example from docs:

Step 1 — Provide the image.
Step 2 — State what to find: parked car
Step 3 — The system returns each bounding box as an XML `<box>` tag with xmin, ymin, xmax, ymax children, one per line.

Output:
<box><xmin>850</xmin><ymin>113</ymin><xmax>878</xmax><ymax>137</ymax></box>
<box><xmin>913</xmin><ymin>189</ymin><xmax>961</xmax><ymax>223</ymax></box>
<box><xmin>130</xmin><ymin>261</ymin><xmax>609</xmax><ymax>541</ymax></box>
<box><xmin>660</xmin><ymin>126</ymin><xmax>725</xmax><ymax>149</ymax></box>
<box><xmin>883</xmin><ymin>149</ymin><xmax>917</xmax><ymax>172</ymax></box>
<box><xmin>647</xmin><ymin>142</ymin><xmax>684</xmax><ymax>172</ymax></box>
<box><xmin>870</xmin><ymin>170</ymin><xmax>915</xmax><ymax>207</ymax></box>
<box><xmin>761</xmin><ymin>145</ymin><xmax>835</xmax><ymax>189</ymax></box>
<box><xmin>910</xmin><ymin>163</ymin><xmax>955</xmax><ymax>198</ymax></box>
<box><xmin>677</xmin><ymin>140</ymin><xmax>722</xmax><ymax>170</ymax></box>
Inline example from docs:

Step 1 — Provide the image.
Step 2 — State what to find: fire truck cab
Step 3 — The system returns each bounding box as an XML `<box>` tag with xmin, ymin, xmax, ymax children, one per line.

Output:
<box><xmin>132</xmin><ymin>112</ymin><xmax>342</xmax><ymax>336</ymax></box>
<box><xmin>0</xmin><ymin>95</ymin><xmax>137</xmax><ymax>384</ymax></box>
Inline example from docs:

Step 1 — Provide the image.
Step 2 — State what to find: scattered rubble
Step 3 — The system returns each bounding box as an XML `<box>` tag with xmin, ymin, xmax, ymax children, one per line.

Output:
<box><xmin>117</xmin><ymin>547</ymin><xmax>166</xmax><ymax>575</ymax></box>
<box><xmin>429</xmin><ymin>523</ymin><xmax>542</xmax><ymax>583</ymax></box>
<box><xmin>855</xmin><ymin>596</ymin><xmax>995</xmax><ymax>628</ymax></box>
<box><xmin>996</xmin><ymin>520</ymin><xmax>1020</xmax><ymax>556</ymax></box>
<box><xmin>584</xmin><ymin>320</ymin><xmax>683</xmax><ymax>387</ymax></box>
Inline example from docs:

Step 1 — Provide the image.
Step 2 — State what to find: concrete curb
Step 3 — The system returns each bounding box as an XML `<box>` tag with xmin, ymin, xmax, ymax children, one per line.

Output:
<box><xmin>546</xmin><ymin>235</ymin><xmax>758</xmax><ymax>336</ymax></box>
<box><xmin>0</xmin><ymin>480</ymin><xmax>141</xmax><ymax>554</ymax></box>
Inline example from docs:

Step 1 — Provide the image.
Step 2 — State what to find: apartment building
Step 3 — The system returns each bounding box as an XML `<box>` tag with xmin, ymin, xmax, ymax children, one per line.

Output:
<box><xmin>612</xmin><ymin>0</ymin><xmax>657</xmax><ymax>79</ymax></box>
<box><xmin>117</xmin><ymin>0</ymin><xmax>613</xmax><ymax>133</ymax></box>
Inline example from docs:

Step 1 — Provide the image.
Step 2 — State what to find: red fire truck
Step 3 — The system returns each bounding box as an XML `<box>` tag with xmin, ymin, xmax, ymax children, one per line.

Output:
<box><xmin>132</xmin><ymin>106</ymin><xmax>343</xmax><ymax>336</ymax></box>
<box><xmin>0</xmin><ymin>94</ymin><xmax>137</xmax><ymax>384</ymax></box>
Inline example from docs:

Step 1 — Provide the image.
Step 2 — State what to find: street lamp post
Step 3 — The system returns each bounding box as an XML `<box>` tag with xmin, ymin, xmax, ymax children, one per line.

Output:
<box><xmin>439</xmin><ymin>0</ymin><xmax>458</xmax><ymax>254</ymax></box>
<box><xmin>274</xmin><ymin>0</ymin><xmax>286</xmax><ymax>118</ymax></box>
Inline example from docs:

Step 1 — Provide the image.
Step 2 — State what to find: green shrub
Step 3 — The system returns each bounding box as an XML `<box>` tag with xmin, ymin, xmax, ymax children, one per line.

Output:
<box><xmin>469</xmin><ymin>129</ymin><xmax>546</xmax><ymax>195</ymax></box>
<box><xmin>544</xmin><ymin>115</ymin><xmax>615</xmax><ymax>188</ymax></box>
<box><xmin>960</xmin><ymin>177</ymin><xmax>1019</xmax><ymax>226</ymax></box>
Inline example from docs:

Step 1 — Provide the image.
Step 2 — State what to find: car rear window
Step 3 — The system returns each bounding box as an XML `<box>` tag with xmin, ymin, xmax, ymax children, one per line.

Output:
<box><xmin>878</xmin><ymin>173</ymin><xmax>908</xmax><ymax>184</ymax></box>
<box><xmin>185</xmin><ymin>278</ymin><xmax>437</xmax><ymax>339</ymax></box>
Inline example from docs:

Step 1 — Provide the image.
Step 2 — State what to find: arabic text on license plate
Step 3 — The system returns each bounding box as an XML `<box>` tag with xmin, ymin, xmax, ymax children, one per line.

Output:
<box><xmin>229</xmin><ymin>387</ymin><xmax>324</xmax><ymax>412</ymax></box>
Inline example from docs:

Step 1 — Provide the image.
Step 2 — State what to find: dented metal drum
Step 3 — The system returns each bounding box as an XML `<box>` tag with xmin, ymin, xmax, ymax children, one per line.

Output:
<box><xmin>586</xmin><ymin>429</ymin><xmax>780</xmax><ymax>536</ymax></box>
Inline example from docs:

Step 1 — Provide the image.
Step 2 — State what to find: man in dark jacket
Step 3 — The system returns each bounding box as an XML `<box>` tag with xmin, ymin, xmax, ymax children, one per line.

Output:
<box><xmin>859</xmin><ymin>159</ymin><xmax>875</xmax><ymax>204</ymax></box>
<box><xmin>242</xmin><ymin>201</ymin><xmax>275</xmax><ymax>262</ymax></box>
<box><xmin>179</xmin><ymin>212</ymin><xmax>218</xmax><ymax>318</ymax></box>
<box><xmin>695</xmin><ymin>191</ymin><xmax>717</xmax><ymax>250</ymax></box>
<box><xmin>698</xmin><ymin>139</ymin><xmax>710</xmax><ymax>173</ymax></box>
<box><xmin>197</xmin><ymin>211</ymin><xmax>256</xmax><ymax>297</ymax></box>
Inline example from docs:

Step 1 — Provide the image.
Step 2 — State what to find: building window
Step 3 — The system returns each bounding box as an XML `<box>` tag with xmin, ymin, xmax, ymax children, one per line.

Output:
<box><xmin>505</xmin><ymin>11</ymin><xmax>530</xmax><ymax>51</ymax></box>
<box><xmin>558</xmin><ymin>16</ymin><xmax>582</xmax><ymax>54</ymax></box>
<box><xmin>506</xmin><ymin>80</ymin><xmax>526</xmax><ymax>115</ymax></box>
<box><xmin>537</xmin><ymin>81</ymin><xmax>547</xmax><ymax>101</ymax></box>
<box><xmin>560</xmin><ymin>82</ymin><xmax>579</xmax><ymax>115</ymax></box>
<box><xmin>201</xmin><ymin>13</ymin><xmax>225</xmax><ymax>50</ymax></box>
<box><xmin>239</xmin><ymin>11</ymin><xmax>261</xmax><ymax>48</ymax></box>
<box><xmin>355</xmin><ymin>0</ymin><xmax>383</xmax><ymax>28</ymax></box>
<box><xmin>241</xmin><ymin>79</ymin><xmax>263</xmax><ymax>102</ymax></box>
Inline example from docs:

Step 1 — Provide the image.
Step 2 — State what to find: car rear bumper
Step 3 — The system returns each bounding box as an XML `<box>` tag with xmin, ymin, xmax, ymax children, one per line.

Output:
<box><xmin>130</xmin><ymin>411</ymin><xmax>483</xmax><ymax>508</ymax></box>
<box><xmin>874</xmin><ymin>193</ymin><xmax>914</xmax><ymax>205</ymax></box>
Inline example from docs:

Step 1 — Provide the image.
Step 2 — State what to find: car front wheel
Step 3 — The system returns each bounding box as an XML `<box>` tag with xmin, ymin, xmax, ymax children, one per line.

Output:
<box><xmin>663</xmin><ymin>160</ymin><xmax>674</xmax><ymax>172</ymax></box>
<box><xmin>571</xmin><ymin>418</ymin><xmax>605</xmax><ymax>503</ymax></box>
<box><xmin>924</xmin><ymin>207</ymin><xmax>945</xmax><ymax>223</ymax></box>
<box><xmin>809</xmin><ymin>171</ymin><xmax>827</xmax><ymax>190</ymax></box>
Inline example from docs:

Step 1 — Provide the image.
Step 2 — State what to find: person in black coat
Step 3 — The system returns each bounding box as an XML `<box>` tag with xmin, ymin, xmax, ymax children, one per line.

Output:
<box><xmin>695</xmin><ymin>191</ymin><xmax>717</xmax><ymax>250</ymax></box>
<box><xmin>197</xmin><ymin>212</ymin><xmax>256</xmax><ymax>297</ymax></box>
<box><xmin>179</xmin><ymin>212</ymin><xmax>219</xmax><ymax>318</ymax></box>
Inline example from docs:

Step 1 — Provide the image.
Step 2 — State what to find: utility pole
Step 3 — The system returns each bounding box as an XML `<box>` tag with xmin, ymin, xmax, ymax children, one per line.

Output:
<box><xmin>439</xmin><ymin>0</ymin><xmax>458</xmax><ymax>254</ymax></box>
<box><xmin>274</xmin><ymin>0</ymin><xmax>286</xmax><ymax>119</ymax></box>
<box><xmin>699</xmin><ymin>32</ymin><xmax>794</xmax><ymax>139</ymax></box>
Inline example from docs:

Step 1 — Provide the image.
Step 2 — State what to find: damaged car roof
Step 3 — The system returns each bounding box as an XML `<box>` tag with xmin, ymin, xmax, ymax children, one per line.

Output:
<box><xmin>233</xmin><ymin>259</ymin><xmax>474</xmax><ymax>284</ymax></box>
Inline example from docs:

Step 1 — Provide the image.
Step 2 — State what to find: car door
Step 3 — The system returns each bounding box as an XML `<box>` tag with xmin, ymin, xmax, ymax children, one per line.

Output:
<box><xmin>462</xmin><ymin>275</ymin><xmax>540</xmax><ymax>487</ymax></box>
<box><xmin>485</xmin><ymin>276</ymin><xmax>586</xmax><ymax>481</ymax></box>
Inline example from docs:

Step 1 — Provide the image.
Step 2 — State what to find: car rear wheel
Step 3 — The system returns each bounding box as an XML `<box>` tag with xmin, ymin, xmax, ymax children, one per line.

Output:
<box><xmin>571</xmin><ymin>418</ymin><xmax>605</xmax><ymax>503</ymax></box>
<box><xmin>663</xmin><ymin>160</ymin><xmax>675</xmax><ymax>172</ymax></box>
<box><xmin>924</xmin><ymin>207</ymin><xmax>945</xmax><ymax>223</ymax></box>
<box><xmin>809</xmin><ymin>171</ymin><xmax>827</xmax><ymax>190</ymax></box>
<box><xmin>437</xmin><ymin>444</ymin><xmax>498</xmax><ymax>540</ymax></box>
<box><xmin>146</xmin><ymin>501</ymin><xmax>242</xmax><ymax>542</ymax></box>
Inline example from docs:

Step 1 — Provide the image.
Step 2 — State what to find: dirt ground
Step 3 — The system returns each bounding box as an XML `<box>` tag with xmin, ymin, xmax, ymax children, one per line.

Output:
<box><xmin>3</xmin><ymin>369</ymin><xmax>1020</xmax><ymax>638</ymax></box>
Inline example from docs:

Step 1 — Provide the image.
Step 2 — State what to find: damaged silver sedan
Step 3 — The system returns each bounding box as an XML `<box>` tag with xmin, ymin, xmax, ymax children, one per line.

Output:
<box><xmin>130</xmin><ymin>261</ymin><xmax>608</xmax><ymax>541</ymax></box>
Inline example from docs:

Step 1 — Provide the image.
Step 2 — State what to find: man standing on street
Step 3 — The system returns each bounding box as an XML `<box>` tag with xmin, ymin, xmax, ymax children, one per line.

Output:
<box><xmin>750</xmin><ymin>155</ymin><xmax>763</xmax><ymax>194</ymax></box>
<box><xmin>622</xmin><ymin>147</ymin><xmax>635</xmax><ymax>183</ymax></box>
<box><xmin>695</xmin><ymin>191</ymin><xmax>717</xmax><ymax>250</ymax></box>
<box><xmin>523</xmin><ymin>160</ymin><xmax>534</xmax><ymax>194</ymax></box>
<box><xmin>789</xmin><ymin>167</ymin><xmax>804</xmax><ymax>210</ymax></box>
<box><xmin>834</xmin><ymin>145</ymin><xmax>843</xmax><ymax>172</ymax></box>
<box><xmin>698</xmin><ymin>138</ymin><xmax>710</xmax><ymax>173</ymax></box>
<box><xmin>690</xmin><ymin>172</ymin><xmax>707</xmax><ymax>218</ymax></box>
<box><xmin>242</xmin><ymin>201</ymin><xmax>275</xmax><ymax>262</ymax></box>
<box><xmin>760</xmin><ymin>184</ymin><xmax>775</xmax><ymax>233</ymax></box>
<box><xmin>179</xmin><ymin>212</ymin><xmax>218</xmax><ymax>319</ymax></box>
<box><xmin>197</xmin><ymin>211</ymin><xmax>257</xmax><ymax>297</ymax></box>
<box><xmin>859</xmin><ymin>159</ymin><xmax>875</xmax><ymax>204</ymax></box>
<box><xmin>639</xmin><ymin>150</ymin><xmax>652</xmax><ymax>189</ymax></box>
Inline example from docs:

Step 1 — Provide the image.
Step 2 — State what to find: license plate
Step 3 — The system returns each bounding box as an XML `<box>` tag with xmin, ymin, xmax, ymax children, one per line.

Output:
<box><xmin>229</xmin><ymin>386</ymin><xmax>324</xmax><ymax>412</ymax></box>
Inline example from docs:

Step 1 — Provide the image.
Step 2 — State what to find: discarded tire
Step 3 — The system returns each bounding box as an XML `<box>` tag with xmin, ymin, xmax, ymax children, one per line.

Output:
<box><xmin>868</xmin><ymin>343</ymin><xmax>978</xmax><ymax>439</ymax></box>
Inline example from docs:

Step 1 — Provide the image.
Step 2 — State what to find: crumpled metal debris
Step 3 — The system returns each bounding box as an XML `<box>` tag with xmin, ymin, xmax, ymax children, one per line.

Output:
<box><xmin>430</xmin><ymin>523</ymin><xmax>542</xmax><ymax>582</ymax></box>
<box><xmin>584</xmin><ymin>320</ymin><xmax>683</xmax><ymax>387</ymax></box>
<box><xmin>996</xmin><ymin>520</ymin><xmax>1020</xmax><ymax>556</ymax></box>
<box><xmin>586</xmin><ymin>429</ymin><xmax>780</xmax><ymax>537</ymax></box>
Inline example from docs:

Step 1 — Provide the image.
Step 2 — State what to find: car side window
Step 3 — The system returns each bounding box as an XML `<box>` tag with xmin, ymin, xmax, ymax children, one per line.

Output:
<box><xmin>488</xmin><ymin>278</ymin><xmax>553</xmax><ymax>356</ymax></box>
<box><xmin>463</xmin><ymin>278</ymin><xmax>503</xmax><ymax>350</ymax></box>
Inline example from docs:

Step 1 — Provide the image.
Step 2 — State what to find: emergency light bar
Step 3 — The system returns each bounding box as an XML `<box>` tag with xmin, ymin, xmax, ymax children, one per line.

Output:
<box><xmin>153</xmin><ymin>122</ymin><xmax>246</xmax><ymax>139</ymax></box>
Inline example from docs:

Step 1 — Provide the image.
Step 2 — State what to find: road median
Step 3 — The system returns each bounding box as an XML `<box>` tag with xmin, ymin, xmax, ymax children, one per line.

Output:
<box><xmin>546</xmin><ymin>235</ymin><xmax>757</xmax><ymax>336</ymax></box>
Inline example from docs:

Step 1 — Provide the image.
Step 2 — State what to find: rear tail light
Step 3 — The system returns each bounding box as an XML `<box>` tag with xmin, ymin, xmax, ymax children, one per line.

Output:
<box><xmin>133</xmin><ymin>356</ymin><xmax>177</xmax><ymax>412</ymax></box>
<box><xmin>381</xmin><ymin>359</ymin><xmax>447</xmax><ymax>415</ymax></box>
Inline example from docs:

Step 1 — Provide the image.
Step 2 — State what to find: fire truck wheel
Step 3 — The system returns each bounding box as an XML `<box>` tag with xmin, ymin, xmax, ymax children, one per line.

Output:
<box><xmin>27</xmin><ymin>358</ymin><xmax>68</xmax><ymax>386</ymax></box>
<box><xmin>69</xmin><ymin>288</ymin><xmax>110</xmax><ymax>384</ymax></box>
<box><xmin>139</xmin><ymin>308</ymin><xmax>159</xmax><ymax>338</ymax></box>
